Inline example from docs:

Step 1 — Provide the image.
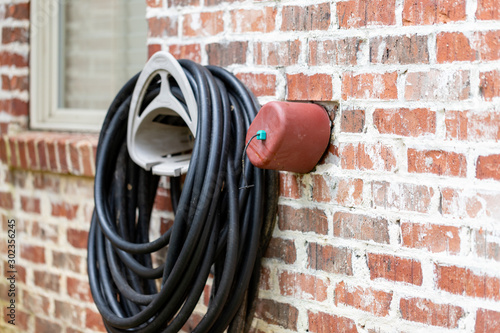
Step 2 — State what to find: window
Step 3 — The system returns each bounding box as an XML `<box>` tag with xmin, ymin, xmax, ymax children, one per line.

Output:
<box><xmin>30</xmin><ymin>0</ymin><xmax>147</xmax><ymax>131</ymax></box>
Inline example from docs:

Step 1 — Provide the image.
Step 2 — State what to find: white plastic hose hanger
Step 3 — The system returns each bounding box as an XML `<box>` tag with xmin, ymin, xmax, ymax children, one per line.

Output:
<box><xmin>127</xmin><ymin>51</ymin><xmax>198</xmax><ymax>177</ymax></box>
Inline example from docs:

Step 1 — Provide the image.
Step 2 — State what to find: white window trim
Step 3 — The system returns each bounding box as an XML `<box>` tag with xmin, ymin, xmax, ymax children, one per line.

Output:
<box><xmin>30</xmin><ymin>0</ymin><xmax>106</xmax><ymax>132</ymax></box>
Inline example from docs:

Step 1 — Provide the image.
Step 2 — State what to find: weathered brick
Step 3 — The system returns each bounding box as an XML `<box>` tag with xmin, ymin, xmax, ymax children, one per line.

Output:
<box><xmin>0</xmin><ymin>191</ymin><xmax>14</xmax><ymax>209</ymax></box>
<box><xmin>67</xmin><ymin>277</ymin><xmax>92</xmax><ymax>302</ymax></box>
<box><xmin>0</xmin><ymin>98</ymin><xmax>29</xmax><ymax>116</ymax></box>
<box><xmin>308</xmin><ymin>311</ymin><xmax>358</xmax><ymax>333</ymax></box>
<box><xmin>437</xmin><ymin>32</ymin><xmax>474</xmax><ymax>63</ymax></box>
<box><xmin>340</xmin><ymin>143</ymin><xmax>397</xmax><ymax>172</ymax></box>
<box><xmin>67</xmin><ymin>228</ymin><xmax>89</xmax><ymax>249</ymax></box>
<box><xmin>400</xmin><ymin>297</ymin><xmax>464</xmax><ymax>328</ymax></box>
<box><xmin>0</xmin><ymin>51</ymin><xmax>28</xmax><ymax>67</ymax></box>
<box><xmin>403</xmin><ymin>0</ymin><xmax>466</xmax><ymax>25</ymax></box>
<box><xmin>206</xmin><ymin>41</ymin><xmax>247</xmax><ymax>66</ymax></box>
<box><xmin>408</xmin><ymin>148</ymin><xmax>467</xmax><ymax>177</ymax></box>
<box><xmin>148</xmin><ymin>44</ymin><xmax>161</xmax><ymax>58</ymax></box>
<box><xmin>476</xmin><ymin>0</ymin><xmax>500</xmax><ymax>20</ymax></box>
<box><xmin>281</xmin><ymin>3</ymin><xmax>330</xmax><ymax>31</ymax></box>
<box><xmin>335</xmin><ymin>281</ymin><xmax>393</xmax><ymax>316</ymax></box>
<box><xmin>23</xmin><ymin>292</ymin><xmax>50</xmax><ymax>316</ymax></box>
<box><xmin>405</xmin><ymin>70</ymin><xmax>470</xmax><ymax>101</ymax></box>
<box><xmin>183</xmin><ymin>11</ymin><xmax>223</xmax><ymax>37</ymax></box>
<box><xmin>370</xmin><ymin>35</ymin><xmax>429</xmax><ymax>64</ymax></box>
<box><xmin>310</xmin><ymin>38</ymin><xmax>363</xmax><ymax>66</ymax></box>
<box><xmin>440</xmin><ymin>187</ymin><xmax>500</xmax><ymax>219</ymax></box>
<box><xmin>472</xmin><ymin>30</ymin><xmax>500</xmax><ymax>61</ymax></box>
<box><xmin>287</xmin><ymin>73</ymin><xmax>332</xmax><ymax>101</ymax></box>
<box><xmin>1</xmin><ymin>74</ymin><xmax>29</xmax><ymax>91</ymax></box>
<box><xmin>148</xmin><ymin>16</ymin><xmax>177</xmax><ymax>38</ymax></box>
<box><xmin>279</xmin><ymin>172</ymin><xmax>302</xmax><ymax>199</ymax></box>
<box><xmin>474</xmin><ymin>229</ymin><xmax>500</xmax><ymax>261</ymax></box>
<box><xmin>154</xmin><ymin>187</ymin><xmax>173</xmax><ymax>213</ymax></box>
<box><xmin>333</xmin><ymin>211</ymin><xmax>389</xmax><ymax>244</ymax></box>
<box><xmin>367</xmin><ymin>253</ymin><xmax>423</xmax><ymax>285</ymax></box>
<box><xmin>310</xmin><ymin>175</ymin><xmax>363</xmax><ymax>206</ymax></box>
<box><xmin>341</xmin><ymin>109</ymin><xmax>365</xmax><ymax>133</ymax></box>
<box><xmin>32</xmin><ymin>221</ymin><xmax>58</xmax><ymax>242</ymax></box>
<box><xmin>278</xmin><ymin>205</ymin><xmax>328</xmax><ymax>235</ymax></box>
<box><xmin>253</xmin><ymin>40</ymin><xmax>301</xmax><ymax>66</ymax></box>
<box><xmin>168</xmin><ymin>44</ymin><xmax>201</xmax><ymax>63</ymax></box>
<box><xmin>436</xmin><ymin>264</ymin><xmax>500</xmax><ymax>300</ymax></box>
<box><xmin>475</xmin><ymin>308</ymin><xmax>500</xmax><ymax>333</ymax></box>
<box><xmin>372</xmin><ymin>181</ymin><xmax>434</xmax><ymax>213</ymax></box>
<box><xmin>342</xmin><ymin>72</ymin><xmax>398</xmax><ymax>100</ymax></box>
<box><xmin>264</xmin><ymin>237</ymin><xmax>296</xmax><ymax>264</ymax></box>
<box><xmin>402</xmin><ymin>222</ymin><xmax>460</xmax><ymax>254</ymax></box>
<box><xmin>480</xmin><ymin>70</ymin><xmax>500</xmax><ymax>101</ymax></box>
<box><xmin>34</xmin><ymin>270</ymin><xmax>60</xmax><ymax>292</ymax></box>
<box><xmin>86</xmin><ymin>308</ymin><xmax>106</xmax><ymax>332</ymax></box>
<box><xmin>307</xmin><ymin>243</ymin><xmax>353</xmax><ymax>275</ymax></box>
<box><xmin>477</xmin><ymin>154</ymin><xmax>500</xmax><ymax>181</ymax></box>
<box><xmin>52</xmin><ymin>251</ymin><xmax>82</xmax><ymax>273</ymax></box>
<box><xmin>279</xmin><ymin>271</ymin><xmax>329</xmax><ymax>301</ymax></box>
<box><xmin>1</xmin><ymin>27</ymin><xmax>28</xmax><ymax>44</ymax></box>
<box><xmin>446</xmin><ymin>110</ymin><xmax>500</xmax><ymax>141</ymax></box>
<box><xmin>20</xmin><ymin>244</ymin><xmax>45</xmax><ymax>263</ymax></box>
<box><xmin>35</xmin><ymin>317</ymin><xmax>62</xmax><ymax>333</ymax></box>
<box><xmin>51</xmin><ymin>202</ymin><xmax>79</xmax><ymax>220</ymax></box>
<box><xmin>231</xmin><ymin>7</ymin><xmax>276</xmax><ymax>33</ymax></box>
<box><xmin>168</xmin><ymin>0</ymin><xmax>199</xmax><ymax>7</ymax></box>
<box><xmin>374</xmin><ymin>108</ymin><xmax>435</xmax><ymax>137</ymax></box>
<box><xmin>5</xmin><ymin>3</ymin><xmax>30</xmax><ymax>20</ymax></box>
<box><xmin>338</xmin><ymin>0</ymin><xmax>395</xmax><ymax>28</ymax></box>
<box><xmin>146</xmin><ymin>0</ymin><xmax>163</xmax><ymax>8</ymax></box>
<box><xmin>55</xmin><ymin>300</ymin><xmax>84</xmax><ymax>327</ymax></box>
<box><xmin>254</xmin><ymin>299</ymin><xmax>298</xmax><ymax>330</ymax></box>
<box><xmin>235</xmin><ymin>73</ymin><xmax>276</xmax><ymax>97</ymax></box>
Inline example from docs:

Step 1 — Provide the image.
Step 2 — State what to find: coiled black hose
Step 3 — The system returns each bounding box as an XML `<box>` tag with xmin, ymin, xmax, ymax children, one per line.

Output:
<box><xmin>87</xmin><ymin>59</ymin><xmax>279</xmax><ymax>332</ymax></box>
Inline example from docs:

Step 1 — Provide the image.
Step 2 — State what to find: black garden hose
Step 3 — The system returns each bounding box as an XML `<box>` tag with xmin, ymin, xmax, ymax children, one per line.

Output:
<box><xmin>87</xmin><ymin>59</ymin><xmax>278</xmax><ymax>333</ymax></box>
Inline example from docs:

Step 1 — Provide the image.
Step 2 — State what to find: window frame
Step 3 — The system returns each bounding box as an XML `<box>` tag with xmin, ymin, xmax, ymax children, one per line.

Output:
<box><xmin>30</xmin><ymin>0</ymin><xmax>110</xmax><ymax>132</ymax></box>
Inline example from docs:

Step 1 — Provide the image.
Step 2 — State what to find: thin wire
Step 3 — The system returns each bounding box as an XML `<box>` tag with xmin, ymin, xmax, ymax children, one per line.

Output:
<box><xmin>240</xmin><ymin>134</ymin><xmax>258</xmax><ymax>189</ymax></box>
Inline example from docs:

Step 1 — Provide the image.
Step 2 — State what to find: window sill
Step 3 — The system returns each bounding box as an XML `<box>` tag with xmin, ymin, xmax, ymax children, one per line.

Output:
<box><xmin>0</xmin><ymin>131</ymin><xmax>99</xmax><ymax>177</ymax></box>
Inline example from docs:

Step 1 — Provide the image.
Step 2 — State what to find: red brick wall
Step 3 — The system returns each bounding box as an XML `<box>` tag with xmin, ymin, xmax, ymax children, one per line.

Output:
<box><xmin>1</xmin><ymin>0</ymin><xmax>500</xmax><ymax>332</ymax></box>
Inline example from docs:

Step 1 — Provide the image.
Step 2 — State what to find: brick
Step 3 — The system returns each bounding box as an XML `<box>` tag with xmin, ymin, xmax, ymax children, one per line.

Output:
<box><xmin>148</xmin><ymin>16</ymin><xmax>177</xmax><ymax>38</ymax></box>
<box><xmin>472</xmin><ymin>30</ymin><xmax>500</xmax><ymax>61</ymax></box>
<box><xmin>20</xmin><ymin>244</ymin><xmax>45</xmax><ymax>263</ymax></box>
<box><xmin>333</xmin><ymin>212</ymin><xmax>389</xmax><ymax>244</ymax></box>
<box><xmin>206</xmin><ymin>41</ymin><xmax>247</xmax><ymax>67</ymax></box>
<box><xmin>372</xmin><ymin>181</ymin><xmax>434</xmax><ymax>213</ymax></box>
<box><xmin>34</xmin><ymin>270</ymin><xmax>60</xmax><ymax>292</ymax></box>
<box><xmin>86</xmin><ymin>309</ymin><xmax>106</xmax><ymax>332</ymax></box>
<box><xmin>408</xmin><ymin>148</ymin><xmax>467</xmax><ymax>177</ymax></box>
<box><xmin>279</xmin><ymin>271</ymin><xmax>329</xmax><ymax>301</ymax></box>
<box><xmin>400</xmin><ymin>297</ymin><xmax>464</xmax><ymax>328</ymax></box>
<box><xmin>341</xmin><ymin>109</ymin><xmax>365</xmax><ymax>133</ymax></box>
<box><xmin>253</xmin><ymin>40</ymin><xmax>301</xmax><ymax>66</ymax></box>
<box><xmin>51</xmin><ymin>202</ymin><xmax>79</xmax><ymax>219</ymax></box>
<box><xmin>0</xmin><ymin>51</ymin><xmax>28</xmax><ymax>67</ymax></box>
<box><xmin>374</xmin><ymin>108</ymin><xmax>435</xmax><ymax>137</ymax></box>
<box><xmin>183</xmin><ymin>11</ymin><xmax>223</xmax><ymax>37</ymax></box>
<box><xmin>259</xmin><ymin>266</ymin><xmax>271</xmax><ymax>290</ymax></box>
<box><xmin>279</xmin><ymin>172</ymin><xmax>302</xmax><ymax>199</ymax></box>
<box><xmin>80</xmin><ymin>143</ymin><xmax>95</xmax><ymax>177</ymax></box>
<box><xmin>436</xmin><ymin>264</ymin><xmax>500</xmax><ymax>300</ymax></box>
<box><xmin>310</xmin><ymin>38</ymin><xmax>363</xmax><ymax>66</ymax></box>
<box><xmin>309</xmin><ymin>175</ymin><xmax>363</xmax><ymax>205</ymax></box>
<box><xmin>20</xmin><ymin>195</ymin><xmax>41</xmax><ymax>213</ymax></box>
<box><xmin>405</xmin><ymin>70</ymin><xmax>470</xmax><ymax>101</ymax></box>
<box><xmin>52</xmin><ymin>251</ymin><xmax>82</xmax><ymax>273</ymax></box>
<box><xmin>338</xmin><ymin>0</ymin><xmax>395</xmax><ymax>28</ymax></box>
<box><xmin>32</xmin><ymin>221</ymin><xmax>58</xmax><ymax>242</ymax></box>
<box><xmin>154</xmin><ymin>188</ymin><xmax>173</xmax><ymax>212</ymax></box>
<box><xmin>475</xmin><ymin>308</ymin><xmax>500</xmax><ymax>333</ymax></box>
<box><xmin>168</xmin><ymin>44</ymin><xmax>201</xmax><ymax>63</ymax></box>
<box><xmin>55</xmin><ymin>300</ymin><xmax>84</xmax><ymax>327</ymax></box>
<box><xmin>1</xmin><ymin>74</ymin><xmax>29</xmax><ymax>91</ymax></box>
<box><xmin>370</xmin><ymin>35</ymin><xmax>429</xmax><ymax>64</ymax></box>
<box><xmin>5</xmin><ymin>309</ymin><xmax>29</xmax><ymax>330</ymax></box>
<box><xmin>67</xmin><ymin>228</ymin><xmax>89</xmax><ymax>249</ymax></box>
<box><xmin>1</xmin><ymin>27</ymin><xmax>29</xmax><ymax>44</ymax></box>
<box><xmin>235</xmin><ymin>73</ymin><xmax>276</xmax><ymax>97</ymax></box>
<box><xmin>480</xmin><ymin>70</ymin><xmax>500</xmax><ymax>101</ymax></box>
<box><xmin>440</xmin><ymin>188</ymin><xmax>500</xmax><ymax>219</ymax></box>
<box><xmin>286</xmin><ymin>73</ymin><xmax>332</xmax><ymax>101</ymax></box>
<box><xmin>402</xmin><ymin>222</ymin><xmax>460</xmax><ymax>253</ymax></box>
<box><xmin>278</xmin><ymin>205</ymin><xmax>328</xmax><ymax>235</ymax></box>
<box><xmin>264</xmin><ymin>237</ymin><xmax>296</xmax><ymax>264</ymax></box>
<box><xmin>148</xmin><ymin>44</ymin><xmax>161</xmax><ymax>59</ymax></box>
<box><xmin>437</xmin><ymin>32</ymin><xmax>474</xmax><ymax>63</ymax></box>
<box><xmin>4</xmin><ymin>262</ymin><xmax>26</xmax><ymax>283</ymax></box>
<box><xmin>168</xmin><ymin>0</ymin><xmax>199</xmax><ymax>7</ymax></box>
<box><xmin>231</xmin><ymin>7</ymin><xmax>276</xmax><ymax>33</ymax></box>
<box><xmin>476</xmin><ymin>0</ymin><xmax>500</xmax><ymax>20</ymax></box>
<box><xmin>0</xmin><ymin>98</ymin><xmax>29</xmax><ymax>116</ymax></box>
<box><xmin>0</xmin><ymin>137</ymin><xmax>8</xmax><ymax>163</ymax></box>
<box><xmin>367</xmin><ymin>253</ymin><xmax>423</xmax><ymax>285</ymax></box>
<box><xmin>35</xmin><ymin>317</ymin><xmax>62</xmax><ymax>333</ymax></box>
<box><xmin>67</xmin><ymin>277</ymin><xmax>92</xmax><ymax>302</ymax></box>
<box><xmin>342</xmin><ymin>72</ymin><xmax>398</xmax><ymax>100</ymax></box>
<box><xmin>474</xmin><ymin>229</ymin><xmax>500</xmax><ymax>261</ymax></box>
<box><xmin>477</xmin><ymin>154</ymin><xmax>500</xmax><ymax>181</ymax></box>
<box><xmin>335</xmin><ymin>281</ymin><xmax>393</xmax><ymax>316</ymax></box>
<box><xmin>340</xmin><ymin>143</ymin><xmax>396</xmax><ymax>172</ymax></box>
<box><xmin>307</xmin><ymin>243</ymin><xmax>353</xmax><ymax>275</ymax></box>
<box><xmin>23</xmin><ymin>292</ymin><xmax>50</xmax><ymax>316</ymax></box>
<box><xmin>0</xmin><ymin>191</ymin><xmax>14</xmax><ymax>209</ymax></box>
<box><xmin>308</xmin><ymin>311</ymin><xmax>358</xmax><ymax>333</ymax></box>
<box><xmin>5</xmin><ymin>3</ymin><xmax>30</xmax><ymax>20</ymax></box>
<box><xmin>281</xmin><ymin>3</ymin><xmax>330</xmax><ymax>31</ymax></box>
<box><xmin>445</xmin><ymin>110</ymin><xmax>500</xmax><ymax>141</ymax></box>
<box><xmin>254</xmin><ymin>299</ymin><xmax>298</xmax><ymax>330</ymax></box>
<box><xmin>403</xmin><ymin>0</ymin><xmax>466</xmax><ymax>25</ymax></box>
<box><xmin>146</xmin><ymin>0</ymin><xmax>163</xmax><ymax>7</ymax></box>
